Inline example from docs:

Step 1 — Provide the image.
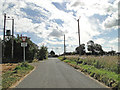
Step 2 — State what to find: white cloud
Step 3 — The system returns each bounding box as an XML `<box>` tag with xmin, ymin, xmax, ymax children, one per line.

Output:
<box><xmin>102</xmin><ymin>11</ymin><xmax>118</xmax><ymax>29</ymax></box>
<box><xmin>103</xmin><ymin>44</ymin><xmax>118</xmax><ymax>52</ymax></box>
<box><xmin>94</xmin><ymin>38</ymin><xmax>106</xmax><ymax>45</ymax></box>
<box><xmin>49</xmin><ymin>29</ymin><xmax>64</xmax><ymax>37</ymax></box>
<box><xmin>66</xmin><ymin>0</ymin><xmax>115</xmax><ymax>16</ymax></box>
<box><xmin>1</xmin><ymin>0</ymin><xmax>119</xmax><ymax>54</ymax></box>
<box><xmin>102</xmin><ymin>37</ymin><xmax>119</xmax><ymax>52</ymax></box>
<box><xmin>67</xmin><ymin>0</ymin><xmax>119</xmax><ymax>30</ymax></box>
<box><xmin>45</xmin><ymin>39</ymin><xmax>63</xmax><ymax>45</ymax></box>
<box><xmin>109</xmin><ymin>38</ymin><xmax>118</xmax><ymax>44</ymax></box>
<box><xmin>102</xmin><ymin>0</ymin><xmax>119</xmax><ymax>29</ymax></box>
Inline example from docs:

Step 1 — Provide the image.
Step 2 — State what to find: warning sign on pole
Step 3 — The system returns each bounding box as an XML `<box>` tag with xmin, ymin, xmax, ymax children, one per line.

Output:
<box><xmin>21</xmin><ymin>36</ymin><xmax>27</xmax><ymax>42</ymax></box>
<box><xmin>20</xmin><ymin>36</ymin><xmax>28</xmax><ymax>62</ymax></box>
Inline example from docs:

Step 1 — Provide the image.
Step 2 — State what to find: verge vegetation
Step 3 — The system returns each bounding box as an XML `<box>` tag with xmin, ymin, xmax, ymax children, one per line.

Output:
<box><xmin>2</xmin><ymin>62</ymin><xmax>34</xmax><ymax>89</ymax></box>
<box><xmin>58</xmin><ymin>56</ymin><xmax>120</xmax><ymax>89</ymax></box>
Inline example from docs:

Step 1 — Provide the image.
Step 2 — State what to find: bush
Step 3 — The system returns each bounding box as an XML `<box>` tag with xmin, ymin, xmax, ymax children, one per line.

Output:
<box><xmin>90</xmin><ymin>72</ymin><xmax>95</xmax><ymax>77</ymax></box>
<box><xmin>14</xmin><ymin>66</ymin><xmax>22</xmax><ymax>70</ymax></box>
<box><xmin>14</xmin><ymin>62</ymin><xmax>30</xmax><ymax>71</ymax></box>
<box><xmin>37</xmin><ymin>45</ymin><xmax>48</xmax><ymax>60</ymax></box>
<box><xmin>32</xmin><ymin>59</ymin><xmax>39</xmax><ymax>62</ymax></box>
<box><xmin>94</xmin><ymin>60</ymin><xmax>100</xmax><ymax>69</ymax></box>
<box><xmin>21</xmin><ymin>62</ymin><xmax>29</xmax><ymax>67</ymax></box>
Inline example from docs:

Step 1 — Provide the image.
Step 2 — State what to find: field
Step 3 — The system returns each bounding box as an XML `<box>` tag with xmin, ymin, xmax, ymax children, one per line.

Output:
<box><xmin>65</xmin><ymin>55</ymin><xmax>118</xmax><ymax>73</ymax></box>
<box><xmin>58</xmin><ymin>55</ymin><xmax>120</xmax><ymax>89</ymax></box>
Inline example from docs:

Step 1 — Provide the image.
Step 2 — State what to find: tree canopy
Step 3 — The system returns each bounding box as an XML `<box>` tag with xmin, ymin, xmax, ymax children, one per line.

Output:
<box><xmin>87</xmin><ymin>40</ymin><xmax>104</xmax><ymax>55</ymax></box>
<box><xmin>50</xmin><ymin>50</ymin><xmax>55</xmax><ymax>56</ymax></box>
<box><xmin>75</xmin><ymin>44</ymin><xmax>85</xmax><ymax>55</ymax></box>
<box><xmin>37</xmin><ymin>45</ymin><xmax>48</xmax><ymax>60</ymax></box>
<box><xmin>2</xmin><ymin>34</ymin><xmax>48</xmax><ymax>63</ymax></box>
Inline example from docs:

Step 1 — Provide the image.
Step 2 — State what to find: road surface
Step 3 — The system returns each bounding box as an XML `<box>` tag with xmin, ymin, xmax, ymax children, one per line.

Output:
<box><xmin>16</xmin><ymin>58</ymin><xmax>109</xmax><ymax>88</ymax></box>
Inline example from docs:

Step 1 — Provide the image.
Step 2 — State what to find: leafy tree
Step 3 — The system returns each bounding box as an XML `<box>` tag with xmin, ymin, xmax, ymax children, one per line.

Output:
<box><xmin>50</xmin><ymin>50</ymin><xmax>55</xmax><ymax>56</ymax></box>
<box><xmin>13</xmin><ymin>36</ymin><xmax>23</xmax><ymax>61</ymax></box>
<box><xmin>87</xmin><ymin>40</ymin><xmax>95</xmax><ymax>54</ymax></box>
<box><xmin>26</xmin><ymin>38</ymin><xmax>38</xmax><ymax>61</ymax></box>
<box><xmin>94</xmin><ymin>43</ymin><xmax>104</xmax><ymax>55</ymax></box>
<box><xmin>37</xmin><ymin>45</ymin><xmax>48</xmax><ymax>60</ymax></box>
<box><xmin>3</xmin><ymin>34</ymin><xmax>39</xmax><ymax>62</ymax></box>
<box><xmin>4</xmin><ymin>39</ymin><xmax>12</xmax><ymax>59</ymax></box>
<box><xmin>107</xmin><ymin>50</ymin><xmax>116</xmax><ymax>55</ymax></box>
<box><xmin>75</xmin><ymin>44</ymin><xmax>85</xmax><ymax>55</ymax></box>
<box><xmin>87</xmin><ymin>40</ymin><xmax>104</xmax><ymax>55</ymax></box>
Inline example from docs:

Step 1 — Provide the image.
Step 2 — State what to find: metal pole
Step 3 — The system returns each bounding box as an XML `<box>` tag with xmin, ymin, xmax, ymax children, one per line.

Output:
<box><xmin>11</xmin><ymin>19</ymin><xmax>14</xmax><ymax>59</ymax></box>
<box><xmin>64</xmin><ymin>35</ymin><xmax>65</xmax><ymax>59</ymax></box>
<box><xmin>23</xmin><ymin>47</ymin><xmax>25</xmax><ymax>62</ymax></box>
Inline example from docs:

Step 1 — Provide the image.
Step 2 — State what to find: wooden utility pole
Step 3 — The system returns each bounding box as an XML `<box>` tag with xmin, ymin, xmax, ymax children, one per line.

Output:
<box><xmin>3</xmin><ymin>13</ymin><xmax>6</xmax><ymax>41</ymax></box>
<box><xmin>64</xmin><ymin>34</ymin><xmax>66</xmax><ymax>59</ymax></box>
<box><xmin>12</xmin><ymin>19</ymin><xmax>14</xmax><ymax>59</ymax></box>
<box><xmin>77</xmin><ymin>17</ymin><xmax>81</xmax><ymax>57</ymax></box>
<box><xmin>3</xmin><ymin>13</ymin><xmax>6</xmax><ymax>59</ymax></box>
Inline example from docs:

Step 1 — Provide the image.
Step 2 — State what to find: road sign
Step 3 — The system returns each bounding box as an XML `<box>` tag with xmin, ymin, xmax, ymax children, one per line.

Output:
<box><xmin>21</xmin><ymin>36</ymin><xmax>28</xmax><ymax>62</ymax></box>
<box><xmin>21</xmin><ymin>42</ymin><xmax>27</xmax><ymax>47</ymax></box>
<box><xmin>21</xmin><ymin>36</ymin><xmax>27</xmax><ymax>42</ymax></box>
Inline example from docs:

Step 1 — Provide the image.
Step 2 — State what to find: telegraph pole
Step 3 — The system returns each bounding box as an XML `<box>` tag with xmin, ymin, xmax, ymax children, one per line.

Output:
<box><xmin>77</xmin><ymin>17</ymin><xmax>81</xmax><ymax>57</ymax></box>
<box><xmin>11</xmin><ymin>19</ymin><xmax>14</xmax><ymax>59</ymax></box>
<box><xmin>3</xmin><ymin>13</ymin><xmax>6</xmax><ymax>41</ymax></box>
<box><xmin>3</xmin><ymin>13</ymin><xmax>6</xmax><ymax>59</ymax></box>
<box><xmin>64</xmin><ymin>34</ymin><xmax>66</xmax><ymax>59</ymax></box>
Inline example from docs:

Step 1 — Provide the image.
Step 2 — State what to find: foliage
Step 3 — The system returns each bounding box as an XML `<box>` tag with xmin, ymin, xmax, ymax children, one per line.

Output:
<box><xmin>3</xmin><ymin>34</ymin><xmax>39</xmax><ymax>63</ymax></box>
<box><xmin>87</xmin><ymin>40</ymin><xmax>104</xmax><ymax>55</ymax></box>
<box><xmin>107</xmin><ymin>50</ymin><xmax>116</xmax><ymax>55</ymax></box>
<box><xmin>50</xmin><ymin>50</ymin><xmax>55</xmax><ymax>56</ymax></box>
<box><xmin>62</xmin><ymin>55</ymin><xmax>118</xmax><ymax>73</ymax></box>
<box><xmin>2</xmin><ymin>34</ymin><xmax>48</xmax><ymax>62</ymax></box>
<box><xmin>2</xmin><ymin>62</ymin><xmax>34</xmax><ymax>89</ymax></box>
<box><xmin>37</xmin><ymin>45</ymin><xmax>48</xmax><ymax>60</ymax></box>
<box><xmin>75</xmin><ymin>44</ymin><xmax>86</xmax><ymax>55</ymax></box>
<box><xmin>58</xmin><ymin>57</ymin><xmax>64</xmax><ymax>60</ymax></box>
<box><xmin>58</xmin><ymin>57</ymin><xmax>120</xmax><ymax>89</ymax></box>
<box><xmin>32</xmin><ymin>59</ymin><xmax>39</xmax><ymax>62</ymax></box>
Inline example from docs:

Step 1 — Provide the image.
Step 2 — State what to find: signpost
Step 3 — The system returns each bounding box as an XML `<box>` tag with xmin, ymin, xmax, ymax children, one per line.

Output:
<box><xmin>21</xmin><ymin>36</ymin><xmax>27</xmax><ymax>62</ymax></box>
<box><xmin>21</xmin><ymin>42</ymin><xmax>27</xmax><ymax>47</ymax></box>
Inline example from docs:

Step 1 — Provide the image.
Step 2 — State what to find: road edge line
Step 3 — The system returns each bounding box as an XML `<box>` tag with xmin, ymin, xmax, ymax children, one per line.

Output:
<box><xmin>9</xmin><ymin>65</ymin><xmax>36</xmax><ymax>88</ymax></box>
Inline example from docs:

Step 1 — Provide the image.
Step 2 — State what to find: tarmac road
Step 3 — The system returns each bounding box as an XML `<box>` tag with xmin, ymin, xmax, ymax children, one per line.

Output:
<box><xmin>16</xmin><ymin>58</ymin><xmax>109</xmax><ymax>89</ymax></box>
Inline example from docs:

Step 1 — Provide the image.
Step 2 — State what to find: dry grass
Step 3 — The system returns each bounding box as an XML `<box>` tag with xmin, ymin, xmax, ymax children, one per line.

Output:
<box><xmin>1</xmin><ymin>63</ymin><xmax>18</xmax><ymax>74</ymax></box>
<box><xmin>64</xmin><ymin>55</ymin><xmax>118</xmax><ymax>73</ymax></box>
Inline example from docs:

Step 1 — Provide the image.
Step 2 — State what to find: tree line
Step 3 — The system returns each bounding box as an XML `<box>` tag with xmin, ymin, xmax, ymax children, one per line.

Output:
<box><xmin>1</xmin><ymin>34</ymin><xmax>48</xmax><ymax>63</ymax></box>
<box><xmin>66</xmin><ymin>40</ymin><xmax>116</xmax><ymax>56</ymax></box>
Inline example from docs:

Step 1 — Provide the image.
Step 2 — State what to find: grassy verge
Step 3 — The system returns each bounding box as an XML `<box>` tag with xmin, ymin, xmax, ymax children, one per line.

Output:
<box><xmin>2</xmin><ymin>62</ymin><xmax>34</xmax><ymax>89</ymax></box>
<box><xmin>58</xmin><ymin>56</ymin><xmax>120</xmax><ymax>89</ymax></box>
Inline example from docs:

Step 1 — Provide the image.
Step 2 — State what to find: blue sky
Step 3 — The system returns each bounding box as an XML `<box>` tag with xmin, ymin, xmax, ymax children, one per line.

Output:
<box><xmin>0</xmin><ymin>0</ymin><xmax>119</xmax><ymax>54</ymax></box>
